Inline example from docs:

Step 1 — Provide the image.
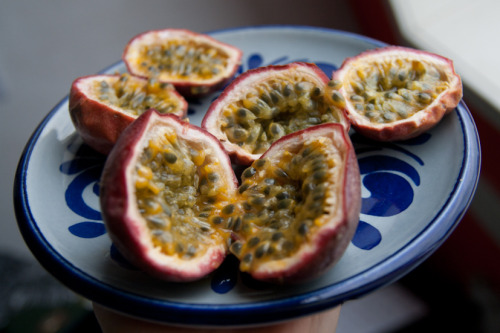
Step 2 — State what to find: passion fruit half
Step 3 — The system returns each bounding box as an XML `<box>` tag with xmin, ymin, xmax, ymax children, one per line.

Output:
<box><xmin>100</xmin><ymin>110</ymin><xmax>238</xmax><ymax>282</ymax></box>
<box><xmin>333</xmin><ymin>46</ymin><xmax>462</xmax><ymax>141</ymax></box>
<box><xmin>69</xmin><ymin>73</ymin><xmax>188</xmax><ymax>155</ymax></box>
<box><xmin>228</xmin><ymin>123</ymin><xmax>361</xmax><ymax>283</ymax></box>
<box><xmin>122</xmin><ymin>29</ymin><xmax>243</xmax><ymax>98</ymax></box>
<box><xmin>202</xmin><ymin>62</ymin><xmax>350</xmax><ymax>165</ymax></box>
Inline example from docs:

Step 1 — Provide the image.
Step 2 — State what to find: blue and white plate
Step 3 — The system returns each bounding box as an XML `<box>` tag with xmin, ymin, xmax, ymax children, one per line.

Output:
<box><xmin>14</xmin><ymin>26</ymin><xmax>480</xmax><ymax>327</ymax></box>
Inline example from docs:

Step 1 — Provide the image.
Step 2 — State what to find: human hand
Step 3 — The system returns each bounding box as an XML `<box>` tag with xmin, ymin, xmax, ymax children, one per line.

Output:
<box><xmin>93</xmin><ymin>302</ymin><xmax>341</xmax><ymax>333</ymax></box>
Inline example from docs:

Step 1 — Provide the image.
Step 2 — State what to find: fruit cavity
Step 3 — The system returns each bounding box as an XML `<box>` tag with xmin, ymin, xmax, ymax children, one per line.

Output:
<box><xmin>333</xmin><ymin>46</ymin><xmax>462</xmax><ymax>141</ymax></box>
<box><xmin>202</xmin><ymin>62</ymin><xmax>349</xmax><ymax>164</ymax></box>
<box><xmin>123</xmin><ymin>29</ymin><xmax>242</xmax><ymax>98</ymax></box>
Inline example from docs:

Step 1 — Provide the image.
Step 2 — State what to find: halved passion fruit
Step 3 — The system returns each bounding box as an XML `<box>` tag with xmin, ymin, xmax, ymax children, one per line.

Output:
<box><xmin>69</xmin><ymin>73</ymin><xmax>188</xmax><ymax>155</ymax></box>
<box><xmin>100</xmin><ymin>110</ymin><xmax>360</xmax><ymax>283</ymax></box>
<box><xmin>100</xmin><ymin>110</ymin><xmax>238</xmax><ymax>282</ymax></box>
<box><xmin>333</xmin><ymin>46</ymin><xmax>462</xmax><ymax>141</ymax></box>
<box><xmin>122</xmin><ymin>29</ymin><xmax>243</xmax><ymax>98</ymax></box>
<box><xmin>228</xmin><ymin>123</ymin><xmax>360</xmax><ymax>283</ymax></box>
<box><xmin>202</xmin><ymin>62</ymin><xmax>350</xmax><ymax>165</ymax></box>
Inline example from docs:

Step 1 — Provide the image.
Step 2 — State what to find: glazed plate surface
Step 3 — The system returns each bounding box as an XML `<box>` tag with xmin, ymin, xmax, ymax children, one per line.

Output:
<box><xmin>14</xmin><ymin>26</ymin><xmax>480</xmax><ymax>327</ymax></box>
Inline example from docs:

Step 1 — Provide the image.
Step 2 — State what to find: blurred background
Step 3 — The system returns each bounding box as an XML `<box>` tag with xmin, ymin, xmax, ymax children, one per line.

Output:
<box><xmin>1</xmin><ymin>0</ymin><xmax>499</xmax><ymax>332</ymax></box>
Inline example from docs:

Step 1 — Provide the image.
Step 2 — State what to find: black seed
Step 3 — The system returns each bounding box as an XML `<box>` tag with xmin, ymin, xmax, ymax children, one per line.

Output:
<box><xmin>250</xmin><ymin>196</ymin><xmax>265</xmax><ymax>206</ymax></box>
<box><xmin>398</xmin><ymin>109</ymin><xmax>408</xmax><ymax>118</ymax></box>
<box><xmin>331</xmin><ymin>91</ymin><xmax>345</xmax><ymax>103</ymax></box>
<box><xmin>207</xmin><ymin>172</ymin><xmax>219</xmax><ymax>183</ymax></box>
<box><xmin>261</xmin><ymin>92</ymin><xmax>272</xmax><ymax>105</ymax></box>
<box><xmin>301</xmin><ymin>146</ymin><xmax>312</xmax><ymax>157</ymax></box>
<box><xmin>268</xmin><ymin>220</ymin><xmax>280</xmax><ymax>229</ymax></box>
<box><xmin>236</xmin><ymin>108</ymin><xmax>250</xmax><ymax>118</ymax></box>
<box><xmin>147</xmin><ymin>216</ymin><xmax>166</xmax><ymax>227</ymax></box>
<box><xmin>261</xmin><ymin>185</ymin><xmax>270</xmax><ymax>196</ymax></box>
<box><xmin>269</xmin><ymin>123</ymin><xmax>284</xmax><ymax>136</ymax></box>
<box><xmin>313</xmin><ymin>191</ymin><xmax>325</xmax><ymax>201</ymax></box>
<box><xmin>186</xmin><ymin>244</ymin><xmax>196</xmax><ymax>257</ymax></box>
<box><xmin>226</xmin><ymin>217</ymin><xmax>234</xmax><ymax>229</ymax></box>
<box><xmin>350</xmin><ymin>94</ymin><xmax>363</xmax><ymax>102</ymax></box>
<box><xmin>298</xmin><ymin>223</ymin><xmax>309</xmax><ymax>236</ymax></box>
<box><xmin>271</xmin><ymin>232</ymin><xmax>284</xmax><ymax>242</ymax></box>
<box><xmin>398</xmin><ymin>70</ymin><xmax>407</xmax><ymax>81</ymax></box>
<box><xmin>198</xmin><ymin>212</ymin><xmax>210</xmax><ymax>218</ymax></box>
<box><xmin>417</xmin><ymin>92</ymin><xmax>431</xmax><ymax>103</ymax></box>
<box><xmin>255</xmin><ymin>159</ymin><xmax>266</xmax><ymax>169</ymax></box>
<box><xmin>255</xmin><ymin>243</ymin><xmax>269</xmax><ymax>258</ymax></box>
<box><xmin>233</xmin><ymin>128</ymin><xmax>247</xmax><ymax>141</ymax></box>
<box><xmin>247</xmin><ymin>236</ymin><xmax>260</xmax><ymax>248</ymax></box>
<box><xmin>210</xmin><ymin>216</ymin><xmax>224</xmax><ymax>225</ymax></box>
<box><xmin>232</xmin><ymin>216</ymin><xmax>242</xmax><ymax>231</ymax></box>
<box><xmin>277</xmin><ymin>199</ymin><xmax>292</xmax><ymax>210</ymax></box>
<box><xmin>270</xmin><ymin>90</ymin><xmax>282</xmax><ymax>104</ymax></box>
<box><xmin>274</xmin><ymin>168</ymin><xmax>288</xmax><ymax>178</ymax></box>
<box><xmin>231</xmin><ymin>241</ymin><xmax>243</xmax><ymax>255</ymax></box>
<box><xmin>383</xmin><ymin>112</ymin><xmax>395</xmax><ymax>121</ymax></box>
<box><xmin>328</xmin><ymin>79</ymin><xmax>342</xmax><ymax>89</ymax></box>
<box><xmin>222</xmin><ymin>204</ymin><xmax>235</xmax><ymax>215</ymax></box>
<box><xmin>312</xmin><ymin>86</ymin><xmax>322</xmax><ymax>97</ymax></box>
<box><xmin>175</xmin><ymin>243</ymin><xmax>184</xmax><ymax>253</ymax></box>
<box><xmin>283</xmin><ymin>83</ymin><xmax>293</xmax><ymax>97</ymax></box>
<box><xmin>164</xmin><ymin>152</ymin><xmax>177</xmax><ymax>164</ymax></box>
<box><xmin>243</xmin><ymin>253</ymin><xmax>253</xmax><ymax>263</ymax></box>
<box><xmin>243</xmin><ymin>202</ymin><xmax>252</xmax><ymax>211</ymax></box>
<box><xmin>276</xmin><ymin>191</ymin><xmax>290</xmax><ymax>201</ymax></box>
<box><xmin>313</xmin><ymin>170</ymin><xmax>327</xmax><ymax>181</ymax></box>
<box><xmin>238</xmin><ymin>183</ymin><xmax>250</xmax><ymax>194</ymax></box>
<box><xmin>243</xmin><ymin>167</ymin><xmax>256</xmax><ymax>179</ymax></box>
<box><xmin>295</xmin><ymin>81</ymin><xmax>310</xmax><ymax>93</ymax></box>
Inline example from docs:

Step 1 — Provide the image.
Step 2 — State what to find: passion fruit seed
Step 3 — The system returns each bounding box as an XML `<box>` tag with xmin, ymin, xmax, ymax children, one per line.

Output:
<box><xmin>225</xmin><ymin>138</ymin><xmax>340</xmax><ymax>272</ymax></box>
<box><xmin>137</xmin><ymin>40</ymin><xmax>229</xmax><ymax>82</ymax></box>
<box><xmin>343</xmin><ymin>58</ymin><xmax>451</xmax><ymax>124</ymax></box>
<box><xmin>135</xmin><ymin>129</ymin><xmax>232</xmax><ymax>259</ymax></box>
<box><xmin>95</xmin><ymin>73</ymin><xmax>184</xmax><ymax>116</ymax></box>
<box><xmin>220</xmin><ymin>75</ymin><xmax>344</xmax><ymax>155</ymax></box>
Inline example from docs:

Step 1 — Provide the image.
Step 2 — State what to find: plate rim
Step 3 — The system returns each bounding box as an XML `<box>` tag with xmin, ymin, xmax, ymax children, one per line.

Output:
<box><xmin>13</xmin><ymin>24</ymin><xmax>481</xmax><ymax>327</ymax></box>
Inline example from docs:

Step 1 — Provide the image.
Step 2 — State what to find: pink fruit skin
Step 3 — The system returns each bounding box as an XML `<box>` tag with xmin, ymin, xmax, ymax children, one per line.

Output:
<box><xmin>251</xmin><ymin>123</ymin><xmax>361</xmax><ymax>283</ymax></box>
<box><xmin>202</xmin><ymin>62</ymin><xmax>350</xmax><ymax>165</ymax></box>
<box><xmin>333</xmin><ymin>46</ymin><xmax>463</xmax><ymax>142</ymax></box>
<box><xmin>122</xmin><ymin>29</ymin><xmax>243</xmax><ymax>99</ymax></box>
<box><xmin>100</xmin><ymin>110</ymin><xmax>237</xmax><ymax>282</ymax></box>
<box><xmin>69</xmin><ymin>74</ymin><xmax>188</xmax><ymax>155</ymax></box>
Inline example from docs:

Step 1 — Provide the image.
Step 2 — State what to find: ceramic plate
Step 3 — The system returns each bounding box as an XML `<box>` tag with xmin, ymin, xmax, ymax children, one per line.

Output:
<box><xmin>14</xmin><ymin>25</ymin><xmax>480</xmax><ymax>327</ymax></box>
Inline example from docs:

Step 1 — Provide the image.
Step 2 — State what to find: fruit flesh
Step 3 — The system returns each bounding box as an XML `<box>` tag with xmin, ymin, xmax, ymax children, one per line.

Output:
<box><xmin>95</xmin><ymin>73</ymin><xmax>186</xmax><ymax>117</ymax></box>
<box><xmin>334</xmin><ymin>47</ymin><xmax>461</xmax><ymax>124</ymax></box>
<box><xmin>134</xmin><ymin>39</ymin><xmax>230</xmax><ymax>82</ymax></box>
<box><xmin>219</xmin><ymin>71</ymin><xmax>345</xmax><ymax>155</ymax></box>
<box><xmin>226</xmin><ymin>133</ymin><xmax>346</xmax><ymax>273</ymax></box>
<box><xmin>134</xmin><ymin>126</ymin><xmax>233</xmax><ymax>260</ymax></box>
